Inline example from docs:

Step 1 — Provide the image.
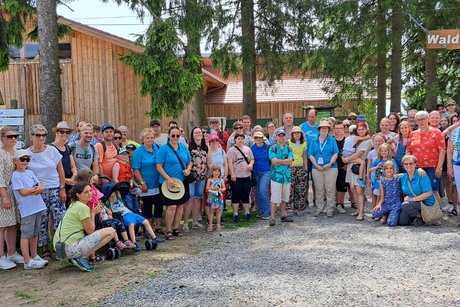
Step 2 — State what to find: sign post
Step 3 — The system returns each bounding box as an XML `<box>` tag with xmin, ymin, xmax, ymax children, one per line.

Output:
<box><xmin>426</xmin><ymin>29</ymin><xmax>460</xmax><ymax>49</ymax></box>
<box><xmin>0</xmin><ymin>109</ymin><xmax>26</xmax><ymax>149</ymax></box>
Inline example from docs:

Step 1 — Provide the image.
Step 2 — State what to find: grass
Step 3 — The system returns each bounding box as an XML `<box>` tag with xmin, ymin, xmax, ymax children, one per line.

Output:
<box><xmin>15</xmin><ymin>290</ymin><xmax>40</xmax><ymax>304</ymax></box>
<box><xmin>145</xmin><ymin>271</ymin><xmax>157</xmax><ymax>279</ymax></box>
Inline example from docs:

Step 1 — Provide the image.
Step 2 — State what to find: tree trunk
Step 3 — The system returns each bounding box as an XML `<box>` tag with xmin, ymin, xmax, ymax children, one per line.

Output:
<box><xmin>37</xmin><ymin>0</ymin><xmax>62</xmax><ymax>138</ymax></box>
<box><xmin>376</xmin><ymin>0</ymin><xmax>387</xmax><ymax>120</ymax></box>
<box><xmin>390</xmin><ymin>4</ymin><xmax>402</xmax><ymax>113</ymax></box>
<box><xmin>241</xmin><ymin>0</ymin><xmax>257</xmax><ymax>122</ymax></box>
<box><xmin>424</xmin><ymin>48</ymin><xmax>438</xmax><ymax>111</ymax></box>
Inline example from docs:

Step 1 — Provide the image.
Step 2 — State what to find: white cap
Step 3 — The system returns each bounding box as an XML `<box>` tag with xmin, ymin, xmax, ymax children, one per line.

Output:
<box><xmin>14</xmin><ymin>149</ymin><xmax>30</xmax><ymax>160</ymax></box>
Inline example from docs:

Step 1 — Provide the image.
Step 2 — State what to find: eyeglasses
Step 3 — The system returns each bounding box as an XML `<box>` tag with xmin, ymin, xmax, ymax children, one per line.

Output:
<box><xmin>403</xmin><ymin>162</ymin><xmax>415</xmax><ymax>166</ymax></box>
<box><xmin>113</xmin><ymin>137</ymin><xmax>122</xmax><ymax>140</ymax></box>
<box><xmin>267</xmin><ymin>126</ymin><xmax>275</xmax><ymax>129</ymax></box>
<box><xmin>19</xmin><ymin>157</ymin><xmax>30</xmax><ymax>162</ymax></box>
<box><xmin>170</xmin><ymin>134</ymin><xmax>180</xmax><ymax>138</ymax></box>
<box><xmin>33</xmin><ymin>133</ymin><xmax>47</xmax><ymax>138</ymax></box>
<box><xmin>4</xmin><ymin>134</ymin><xmax>19</xmax><ymax>139</ymax></box>
<box><xmin>416</xmin><ymin>118</ymin><xmax>428</xmax><ymax>122</ymax></box>
<box><xmin>58</xmin><ymin>130</ymin><xmax>71</xmax><ymax>135</ymax></box>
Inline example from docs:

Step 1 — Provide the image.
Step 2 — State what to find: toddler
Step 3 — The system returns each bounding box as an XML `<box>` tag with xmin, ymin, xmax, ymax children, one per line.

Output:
<box><xmin>112</xmin><ymin>147</ymin><xmax>140</xmax><ymax>213</ymax></box>
<box><xmin>206</xmin><ymin>165</ymin><xmax>226</xmax><ymax>231</ymax></box>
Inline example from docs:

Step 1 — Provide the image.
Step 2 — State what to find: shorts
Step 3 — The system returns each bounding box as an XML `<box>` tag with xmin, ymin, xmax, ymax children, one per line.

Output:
<box><xmin>65</xmin><ymin>231</ymin><xmax>102</xmax><ymax>259</ymax></box>
<box><xmin>189</xmin><ymin>179</ymin><xmax>206</xmax><ymax>200</ymax></box>
<box><xmin>123</xmin><ymin>212</ymin><xmax>145</xmax><ymax>228</ymax></box>
<box><xmin>270</xmin><ymin>181</ymin><xmax>290</xmax><ymax>204</ymax></box>
<box><xmin>21</xmin><ymin>210</ymin><xmax>46</xmax><ymax>239</ymax></box>
<box><xmin>423</xmin><ymin>167</ymin><xmax>439</xmax><ymax>191</ymax></box>
<box><xmin>102</xmin><ymin>218</ymin><xmax>126</xmax><ymax>234</ymax></box>
<box><xmin>230</xmin><ymin>177</ymin><xmax>251</xmax><ymax>204</ymax></box>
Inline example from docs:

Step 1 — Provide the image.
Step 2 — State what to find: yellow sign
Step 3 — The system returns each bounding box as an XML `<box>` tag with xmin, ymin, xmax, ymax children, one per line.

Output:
<box><xmin>426</xmin><ymin>29</ymin><xmax>460</xmax><ymax>49</ymax></box>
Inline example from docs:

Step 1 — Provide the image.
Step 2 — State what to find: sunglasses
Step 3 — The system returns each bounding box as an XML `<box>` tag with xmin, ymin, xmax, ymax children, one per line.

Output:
<box><xmin>19</xmin><ymin>157</ymin><xmax>30</xmax><ymax>162</ymax></box>
<box><xmin>343</xmin><ymin>125</ymin><xmax>350</xmax><ymax>127</ymax></box>
<box><xmin>254</xmin><ymin>136</ymin><xmax>263</xmax><ymax>139</ymax></box>
<box><xmin>202</xmin><ymin>130</ymin><xmax>209</xmax><ymax>134</ymax></box>
<box><xmin>4</xmin><ymin>134</ymin><xmax>19</xmax><ymax>139</ymax></box>
<box><xmin>234</xmin><ymin>127</ymin><xmax>243</xmax><ymax>130</ymax></box>
<box><xmin>403</xmin><ymin>162</ymin><xmax>415</xmax><ymax>166</ymax></box>
<box><xmin>113</xmin><ymin>137</ymin><xmax>122</xmax><ymax>140</ymax></box>
<box><xmin>58</xmin><ymin>130</ymin><xmax>71</xmax><ymax>135</ymax></box>
<box><xmin>348</xmin><ymin>117</ymin><xmax>357</xmax><ymax>120</ymax></box>
<box><xmin>170</xmin><ymin>134</ymin><xmax>181</xmax><ymax>138</ymax></box>
<box><xmin>33</xmin><ymin>133</ymin><xmax>47</xmax><ymax>138</ymax></box>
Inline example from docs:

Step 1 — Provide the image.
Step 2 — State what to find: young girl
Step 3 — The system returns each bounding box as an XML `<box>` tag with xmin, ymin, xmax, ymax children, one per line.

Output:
<box><xmin>368</xmin><ymin>143</ymin><xmax>399</xmax><ymax>209</ymax></box>
<box><xmin>395</xmin><ymin>121</ymin><xmax>411</xmax><ymax>172</ymax></box>
<box><xmin>366</xmin><ymin>134</ymin><xmax>385</xmax><ymax>186</ymax></box>
<box><xmin>372</xmin><ymin>161</ymin><xmax>402</xmax><ymax>226</ymax></box>
<box><xmin>206</xmin><ymin>165</ymin><xmax>226</xmax><ymax>232</ymax></box>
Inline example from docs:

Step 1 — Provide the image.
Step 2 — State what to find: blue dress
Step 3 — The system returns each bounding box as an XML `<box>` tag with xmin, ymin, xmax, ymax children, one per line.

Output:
<box><xmin>372</xmin><ymin>175</ymin><xmax>402</xmax><ymax>226</ymax></box>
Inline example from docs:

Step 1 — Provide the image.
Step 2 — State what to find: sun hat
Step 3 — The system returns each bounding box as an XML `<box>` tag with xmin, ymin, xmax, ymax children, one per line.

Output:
<box><xmin>209</xmin><ymin>134</ymin><xmax>219</xmax><ymax>142</ymax></box>
<box><xmin>317</xmin><ymin>120</ymin><xmax>331</xmax><ymax>131</ymax></box>
<box><xmin>101</xmin><ymin>123</ymin><xmax>114</xmax><ymax>132</ymax></box>
<box><xmin>253</xmin><ymin>131</ymin><xmax>265</xmax><ymax>139</ymax></box>
<box><xmin>52</xmin><ymin>121</ymin><xmax>74</xmax><ymax>133</ymax></box>
<box><xmin>446</xmin><ymin>99</ymin><xmax>456</xmax><ymax>106</ymax></box>
<box><xmin>291</xmin><ymin>126</ymin><xmax>302</xmax><ymax>133</ymax></box>
<box><xmin>209</xmin><ymin>118</ymin><xmax>219</xmax><ymax>124</ymax></box>
<box><xmin>14</xmin><ymin>149</ymin><xmax>30</xmax><ymax>160</ymax></box>
<box><xmin>349</xmin><ymin>124</ymin><xmax>357</xmax><ymax>133</ymax></box>
<box><xmin>161</xmin><ymin>178</ymin><xmax>185</xmax><ymax>200</ymax></box>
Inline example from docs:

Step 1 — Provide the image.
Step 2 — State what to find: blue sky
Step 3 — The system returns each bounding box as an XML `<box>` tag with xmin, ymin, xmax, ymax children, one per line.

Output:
<box><xmin>57</xmin><ymin>0</ymin><xmax>149</xmax><ymax>41</ymax></box>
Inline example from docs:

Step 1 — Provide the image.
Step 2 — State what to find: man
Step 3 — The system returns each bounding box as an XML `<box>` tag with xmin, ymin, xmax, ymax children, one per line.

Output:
<box><xmin>150</xmin><ymin>119</ymin><xmax>168</xmax><ymax>146</ymax></box>
<box><xmin>406</xmin><ymin>111</ymin><xmax>445</xmax><ymax>206</ymax></box>
<box><xmin>436</xmin><ymin>104</ymin><xmax>446</xmax><ymax>114</ymax></box>
<box><xmin>241</xmin><ymin>115</ymin><xmax>252</xmax><ymax>137</ymax></box>
<box><xmin>209</xmin><ymin>118</ymin><xmax>229</xmax><ymax>152</ymax></box>
<box><xmin>68</xmin><ymin>121</ymin><xmax>98</xmax><ymax>145</ymax></box>
<box><xmin>271</xmin><ymin>112</ymin><xmax>294</xmax><ymax>145</ymax></box>
<box><xmin>68</xmin><ymin>123</ymin><xmax>99</xmax><ymax>175</ymax></box>
<box><xmin>300</xmin><ymin>108</ymin><xmax>319</xmax><ymax>206</ymax></box>
<box><xmin>347</xmin><ymin>112</ymin><xmax>357</xmax><ymax>126</ymax></box>
<box><xmin>117</xmin><ymin>125</ymin><xmax>140</xmax><ymax>147</ymax></box>
<box><xmin>268</xmin><ymin>129</ymin><xmax>294</xmax><ymax>226</ymax></box>
<box><xmin>407</xmin><ymin>109</ymin><xmax>418</xmax><ymax>131</ymax></box>
<box><xmin>227</xmin><ymin>121</ymin><xmax>253</xmax><ymax>148</ymax></box>
<box><xmin>95</xmin><ymin>123</ymin><xmax>119</xmax><ymax>178</ymax></box>
<box><xmin>445</xmin><ymin>99</ymin><xmax>457</xmax><ymax>119</ymax></box>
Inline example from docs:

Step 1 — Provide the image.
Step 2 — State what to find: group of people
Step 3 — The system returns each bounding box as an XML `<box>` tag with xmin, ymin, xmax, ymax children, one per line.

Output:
<box><xmin>1</xmin><ymin>99</ymin><xmax>459</xmax><ymax>272</ymax></box>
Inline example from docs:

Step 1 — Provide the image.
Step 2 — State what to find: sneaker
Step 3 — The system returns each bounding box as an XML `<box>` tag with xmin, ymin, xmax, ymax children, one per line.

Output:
<box><xmin>326</xmin><ymin>211</ymin><xmax>334</xmax><ymax>218</ymax></box>
<box><xmin>233</xmin><ymin>215</ymin><xmax>240</xmax><ymax>223</ymax></box>
<box><xmin>336</xmin><ymin>204</ymin><xmax>346</xmax><ymax>214</ymax></box>
<box><xmin>260</xmin><ymin>215</ymin><xmax>270</xmax><ymax>220</ymax></box>
<box><xmin>70</xmin><ymin>257</ymin><xmax>94</xmax><ymax>272</ymax></box>
<box><xmin>24</xmin><ymin>258</ymin><xmax>46</xmax><ymax>270</ymax></box>
<box><xmin>124</xmin><ymin>240</ymin><xmax>136</xmax><ymax>248</ymax></box>
<box><xmin>193</xmin><ymin>222</ymin><xmax>204</xmax><ymax>229</ymax></box>
<box><xmin>32</xmin><ymin>255</ymin><xmax>49</xmax><ymax>266</ymax></box>
<box><xmin>357</xmin><ymin>178</ymin><xmax>367</xmax><ymax>189</ymax></box>
<box><xmin>281</xmin><ymin>216</ymin><xmax>294</xmax><ymax>222</ymax></box>
<box><xmin>151</xmin><ymin>237</ymin><xmax>165</xmax><ymax>244</ymax></box>
<box><xmin>245</xmin><ymin>213</ymin><xmax>252</xmax><ymax>221</ymax></box>
<box><xmin>7</xmin><ymin>252</ymin><xmax>24</xmax><ymax>264</ymax></box>
<box><xmin>269</xmin><ymin>219</ymin><xmax>276</xmax><ymax>226</ymax></box>
<box><xmin>133</xmin><ymin>243</ymin><xmax>141</xmax><ymax>252</ymax></box>
<box><xmin>0</xmin><ymin>255</ymin><xmax>16</xmax><ymax>270</ymax></box>
<box><xmin>442</xmin><ymin>202</ymin><xmax>454</xmax><ymax>213</ymax></box>
<box><xmin>313</xmin><ymin>211</ymin><xmax>323</xmax><ymax>217</ymax></box>
<box><xmin>182</xmin><ymin>224</ymin><xmax>190</xmax><ymax>232</ymax></box>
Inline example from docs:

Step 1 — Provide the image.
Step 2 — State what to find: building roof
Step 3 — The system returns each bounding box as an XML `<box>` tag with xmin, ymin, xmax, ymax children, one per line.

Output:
<box><xmin>206</xmin><ymin>78</ymin><xmax>335</xmax><ymax>104</ymax></box>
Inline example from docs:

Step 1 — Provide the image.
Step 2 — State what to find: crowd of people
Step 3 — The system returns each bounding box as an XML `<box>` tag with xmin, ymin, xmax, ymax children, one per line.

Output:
<box><xmin>1</xmin><ymin>98</ymin><xmax>460</xmax><ymax>272</ymax></box>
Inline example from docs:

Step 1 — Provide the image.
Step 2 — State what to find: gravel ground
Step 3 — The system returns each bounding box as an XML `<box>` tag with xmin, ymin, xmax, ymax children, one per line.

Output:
<box><xmin>100</xmin><ymin>205</ymin><xmax>460</xmax><ymax>307</ymax></box>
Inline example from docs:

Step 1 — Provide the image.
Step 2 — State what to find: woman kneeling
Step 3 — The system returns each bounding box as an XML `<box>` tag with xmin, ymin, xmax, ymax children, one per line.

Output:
<box><xmin>54</xmin><ymin>182</ymin><xmax>115</xmax><ymax>272</ymax></box>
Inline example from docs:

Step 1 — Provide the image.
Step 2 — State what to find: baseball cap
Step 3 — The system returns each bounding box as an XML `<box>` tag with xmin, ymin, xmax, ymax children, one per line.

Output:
<box><xmin>277</xmin><ymin>128</ymin><xmax>286</xmax><ymax>136</ymax></box>
<box><xmin>446</xmin><ymin>99</ymin><xmax>456</xmax><ymax>106</ymax></box>
<box><xmin>150</xmin><ymin>119</ymin><xmax>161</xmax><ymax>127</ymax></box>
<box><xmin>118</xmin><ymin>147</ymin><xmax>129</xmax><ymax>155</ymax></box>
<box><xmin>14</xmin><ymin>149</ymin><xmax>30</xmax><ymax>159</ymax></box>
<box><xmin>356</xmin><ymin>114</ymin><xmax>367</xmax><ymax>123</ymax></box>
<box><xmin>101</xmin><ymin>123</ymin><xmax>114</xmax><ymax>132</ymax></box>
<box><xmin>125</xmin><ymin>144</ymin><xmax>137</xmax><ymax>151</ymax></box>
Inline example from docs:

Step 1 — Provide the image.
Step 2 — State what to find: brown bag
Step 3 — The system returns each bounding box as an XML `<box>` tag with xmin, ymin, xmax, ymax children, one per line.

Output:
<box><xmin>406</xmin><ymin>179</ymin><xmax>442</xmax><ymax>225</ymax></box>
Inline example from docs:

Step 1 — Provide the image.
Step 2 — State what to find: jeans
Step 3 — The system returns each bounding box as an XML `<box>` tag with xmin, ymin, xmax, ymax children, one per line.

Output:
<box><xmin>398</xmin><ymin>201</ymin><xmax>421</xmax><ymax>226</ymax></box>
<box><xmin>253</xmin><ymin>170</ymin><xmax>270</xmax><ymax>217</ymax></box>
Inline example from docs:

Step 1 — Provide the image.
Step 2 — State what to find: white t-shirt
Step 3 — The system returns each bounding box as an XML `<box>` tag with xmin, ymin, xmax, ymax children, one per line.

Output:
<box><xmin>110</xmin><ymin>200</ymin><xmax>132</xmax><ymax>216</ymax></box>
<box><xmin>367</xmin><ymin>149</ymin><xmax>378</xmax><ymax>161</ymax></box>
<box><xmin>342</xmin><ymin>136</ymin><xmax>356</xmax><ymax>158</ymax></box>
<box><xmin>27</xmin><ymin>145</ymin><xmax>62</xmax><ymax>188</ymax></box>
<box><xmin>12</xmin><ymin>170</ymin><xmax>47</xmax><ymax>218</ymax></box>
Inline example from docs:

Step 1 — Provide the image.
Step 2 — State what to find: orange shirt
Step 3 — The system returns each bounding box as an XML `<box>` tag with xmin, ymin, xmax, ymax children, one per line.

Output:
<box><xmin>406</xmin><ymin>127</ymin><xmax>445</xmax><ymax>168</ymax></box>
<box><xmin>116</xmin><ymin>161</ymin><xmax>133</xmax><ymax>182</ymax></box>
<box><xmin>95</xmin><ymin>142</ymin><xmax>118</xmax><ymax>177</ymax></box>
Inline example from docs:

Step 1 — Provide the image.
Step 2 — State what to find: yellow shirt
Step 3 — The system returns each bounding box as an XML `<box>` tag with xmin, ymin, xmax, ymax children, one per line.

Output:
<box><xmin>288</xmin><ymin>140</ymin><xmax>307</xmax><ymax>167</ymax></box>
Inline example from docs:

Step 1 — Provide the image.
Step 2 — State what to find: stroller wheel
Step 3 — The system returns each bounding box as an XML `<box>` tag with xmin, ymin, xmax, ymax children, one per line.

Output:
<box><xmin>114</xmin><ymin>247</ymin><xmax>121</xmax><ymax>259</ymax></box>
<box><xmin>145</xmin><ymin>240</ymin><xmax>158</xmax><ymax>251</ymax></box>
<box><xmin>107</xmin><ymin>248</ymin><xmax>116</xmax><ymax>261</ymax></box>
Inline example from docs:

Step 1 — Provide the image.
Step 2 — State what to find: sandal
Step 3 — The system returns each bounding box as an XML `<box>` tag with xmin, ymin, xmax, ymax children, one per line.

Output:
<box><xmin>449</xmin><ymin>209</ymin><xmax>458</xmax><ymax>216</ymax></box>
<box><xmin>351</xmin><ymin>203</ymin><xmax>357</xmax><ymax>209</ymax></box>
<box><xmin>154</xmin><ymin>228</ymin><xmax>165</xmax><ymax>235</ymax></box>
<box><xmin>91</xmin><ymin>254</ymin><xmax>105</xmax><ymax>264</ymax></box>
<box><xmin>216</xmin><ymin>224</ymin><xmax>222</xmax><ymax>231</ymax></box>
<box><xmin>356</xmin><ymin>215</ymin><xmax>364</xmax><ymax>221</ymax></box>
<box><xmin>115</xmin><ymin>240</ymin><xmax>126</xmax><ymax>250</ymax></box>
<box><xmin>42</xmin><ymin>250</ymin><xmax>52</xmax><ymax>259</ymax></box>
<box><xmin>207</xmin><ymin>225</ymin><xmax>213</xmax><ymax>232</ymax></box>
<box><xmin>172</xmin><ymin>229</ymin><xmax>183</xmax><ymax>237</ymax></box>
<box><xmin>165</xmin><ymin>232</ymin><xmax>175</xmax><ymax>240</ymax></box>
<box><xmin>350</xmin><ymin>212</ymin><xmax>359</xmax><ymax>217</ymax></box>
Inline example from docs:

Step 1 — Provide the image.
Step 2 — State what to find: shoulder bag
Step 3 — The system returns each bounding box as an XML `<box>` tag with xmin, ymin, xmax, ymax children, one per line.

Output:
<box><xmin>406</xmin><ymin>178</ymin><xmax>442</xmax><ymax>224</ymax></box>
<box><xmin>168</xmin><ymin>144</ymin><xmax>195</xmax><ymax>183</ymax></box>
<box><xmin>54</xmin><ymin>222</ymin><xmax>80</xmax><ymax>260</ymax></box>
<box><xmin>234</xmin><ymin>145</ymin><xmax>256</xmax><ymax>186</ymax></box>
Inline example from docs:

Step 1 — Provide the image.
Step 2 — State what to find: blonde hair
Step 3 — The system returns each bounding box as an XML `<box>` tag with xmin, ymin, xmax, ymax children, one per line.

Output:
<box><xmin>383</xmin><ymin>160</ymin><xmax>395</xmax><ymax>170</ymax></box>
<box><xmin>209</xmin><ymin>164</ymin><xmax>222</xmax><ymax>178</ymax></box>
<box><xmin>0</xmin><ymin>126</ymin><xmax>16</xmax><ymax>138</ymax></box>
<box><xmin>377</xmin><ymin>143</ymin><xmax>392</xmax><ymax>160</ymax></box>
<box><xmin>139</xmin><ymin>128</ymin><xmax>155</xmax><ymax>142</ymax></box>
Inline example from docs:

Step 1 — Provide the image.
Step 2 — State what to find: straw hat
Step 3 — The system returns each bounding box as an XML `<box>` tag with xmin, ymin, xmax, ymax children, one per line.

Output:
<box><xmin>291</xmin><ymin>126</ymin><xmax>302</xmax><ymax>134</ymax></box>
<box><xmin>52</xmin><ymin>121</ymin><xmax>74</xmax><ymax>132</ymax></box>
<box><xmin>317</xmin><ymin>120</ymin><xmax>331</xmax><ymax>131</ymax></box>
<box><xmin>161</xmin><ymin>178</ymin><xmax>185</xmax><ymax>200</ymax></box>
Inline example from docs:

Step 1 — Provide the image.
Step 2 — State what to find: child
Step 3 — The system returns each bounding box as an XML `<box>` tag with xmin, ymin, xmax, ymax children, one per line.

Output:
<box><xmin>11</xmin><ymin>150</ymin><xmax>48</xmax><ymax>269</ymax></box>
<box><xmin>343</xmin><ymin>128</ymin><xmax>370</xmax><ymax>188</ymax></box>
<box><xmin>206</xmin><ymin>165</ymin><xmax>226</xmax><ymax>231</ymax></box>
<box><xmin>107</xmin><ymin>191</ymin><xmax>163</xmax><ymax>251</ymax></box>
<box><xmin>372</xmin><ymin>161</ymin><xmax>402</xmax><ymax>226</ymax></box>
<box><xmin>366</xmin><ymin>134</ymin><xmax>385</xmax><ymax>179</ymax></box>
<box><xmin>368</xmin><ymin>143</ymin><xmax>399</xmax><ymax>210</ymax></box>
<box><xmin>112</xmin><ymin>147</ymin><xmax>139</xmax><ymax>213</ymax></box>
<box><xmin>76</xmin><ymin>170</ymin><xmax>103</xmax><ymax>210</ymax></box>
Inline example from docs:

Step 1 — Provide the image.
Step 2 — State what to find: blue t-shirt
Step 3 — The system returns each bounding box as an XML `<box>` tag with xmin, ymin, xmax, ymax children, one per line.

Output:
<box><xmin>269</xmin><ymin>144</ymin><xmax>293</xmax><ymax>184</ymax></box>
<box><xmin>131</xmin><ymin>144</ymin><xmax>160</xmax><ymax>194</ymax></box>
<box><xmin>300</xmin><ymin>122</ymin><xmax>319</xmax><ymax>147</ymax></box>
<box><xmin>401</xmin><ymin>170</ymin><xmax>435</xmax><ymax>206</ymax></box>
<box><xmin>251</xmin><ymin>143</ymin><xmax>271</xmax><ymax>172</ymax></box>
<box><xmin>307</xmin><ymin>135</ymin><xmax>339</xmax><ymax>169</ymax></box>
<box><xmin>156</xmin><ymin>143</ymin><xmax>192</xmax><ymax>183</ymax></box>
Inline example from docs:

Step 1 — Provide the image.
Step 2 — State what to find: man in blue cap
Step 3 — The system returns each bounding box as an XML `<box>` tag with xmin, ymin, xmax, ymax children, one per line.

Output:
<box><xmin>95</xmin><ymin>123</ymin><xmax>118</xmax><ymax>178</ymax></box>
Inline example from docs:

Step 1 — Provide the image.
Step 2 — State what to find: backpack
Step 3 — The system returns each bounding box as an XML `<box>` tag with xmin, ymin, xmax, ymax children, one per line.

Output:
<box><xmin>67</xmin><ymin>141</ymin><xmax>96</xmax><ymax>161</ymax></box>
<box><xmin>99</xmin><ymin>141</ymin><xmax>118</xmax><ymax>160</ymax></box>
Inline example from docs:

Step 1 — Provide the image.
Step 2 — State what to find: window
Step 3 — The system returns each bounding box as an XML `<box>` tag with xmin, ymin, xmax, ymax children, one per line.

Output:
<box><xmin>7</xmin><ymin>43</ymin><xmax>72</xmax><ymax>60</ymax></box>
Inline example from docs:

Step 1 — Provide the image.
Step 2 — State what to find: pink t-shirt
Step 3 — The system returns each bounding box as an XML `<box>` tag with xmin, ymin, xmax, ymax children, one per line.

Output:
<box><xmin>227</xmin><ymin>145</ymin><xmax>254</xmax><ymax>178</ymax></box>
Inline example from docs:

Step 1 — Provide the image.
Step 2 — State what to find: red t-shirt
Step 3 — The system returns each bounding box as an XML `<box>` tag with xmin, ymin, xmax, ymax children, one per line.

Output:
<box><xmin>406</xmin><ymin>127</ymin><xmax>445</xmax><ymax>168</ymax></box>
<box><xmin>116</xmin><ymin>161</ymin><xmax>133</xmax><ymax>182</ymax></box>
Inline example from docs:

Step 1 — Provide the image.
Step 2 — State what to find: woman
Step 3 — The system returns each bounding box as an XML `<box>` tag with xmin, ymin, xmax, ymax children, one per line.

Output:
<box><xmin>343</xmin><ymin>122</ymin><xmax>373</xmax><ymax>220</ymax></box>
<box><xmin>395</xmin><ymin>121</ymin><xmax>411</xmax><ymax>172</ymax></box>
<box><xmin>54</xmin><ymin>182</ymin><xmax>115</xmax><ymax>272</ymax></box>
<box><xmin>287</xmin><ymin>126</ymin><xmax>308</xmax><ymax>214</ymax></box>
<box><xmin>27</xmin><ymin>124</ymin><xmax>67</xmax><ymax>257</ymax></box>
<box><xmin>251</xmin><ymin>131</ymin><xmax>270</xmax><ymax>219</ymax></box>
<box><xmin>156</xmin><ymin>126</ymin><xmax>192</xmax><ymax>240</ymax></box>
<box><xmin>333</xmin><ymin>121</ymin><xmax>347</xmax><ymax>213</ymax></box>
<box><xmin>399</xmin><ymin>155</ymin><xmax>437</xmax><ymax>226</ymax></box>
<box><xmin>183</xmin><ymin>127</ymin><xmax>208</xmax><ymax>232</ymax></box>
<box><xmin>132</xmin><ymin>128</ymin><xmax>163</xmax><ymax>232</ymax></box>
<box><xmin>446</xmin><ymin>124</ymin><xmax>460</xmax><ymax>218</ymax></box>
<box><xmin>440</xmin><ymin>116</ymin><xmax>450</xmax><ymax>129</ymax></box>
<box><xmin>118</xmin><ymin>125</ymin><xmax>140</xmax><ymax>148</ymax></box>
<box><xmin>0</xmin><ymin>127</ymin><xmax>23</xmax><ymax>269</ymax></box>
<box><xmin>51</xmin><ymin>121</ymin><xmax>77</xmax><ymax>203</ymax></box>
<box><xmin>201</xmin><ymin>126</ymin><xmax>210</xmax><ymax>147</ymax></box>
<box><xmin>388</xmin><ymin>112</ymin><xmax>401</xmax><ymax>133</ymax></box>
<box><xmin>227</xmin><ymin>133</ymin><xmax>254</xmax><ymax>222</ymax></box>
<box><xmin>113</xmin><ymin>129</ymin><xmax>123</xmax><ymax>148</ymax></box>
<box><xmin>309</xmin><ymin>121</ymin><xmax>339</xmax><ymax>217</ymax></box>
<box><xmin>266</xmin><ymin>122</ymin><xmax>276</xmax><ymax>144</ymax></box>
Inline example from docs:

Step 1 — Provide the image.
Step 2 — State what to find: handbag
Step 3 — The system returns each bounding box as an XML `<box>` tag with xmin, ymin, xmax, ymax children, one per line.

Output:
<box><xmin>406</xmin><ymin>180</ymin><xmax>442</xmax><ymax>225</ymax></box>
<box><xmin>234</xmin><ymin>145</ymin><xmax>256</xmax><ymax>186</ymax></box>
<box><xmin>168</xmin><ymin>144</ymin><xmax>195</xmax><ymax>183</ymax></box>
<box><xmin>351</xmin><ymin>163</ymin><xmax>360</xmax><ymax>175</ymax></box>
<box><xmin>54</xmin><ymin>222</ymin><xmax>80</xmax><ymax>260</ymax></box>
